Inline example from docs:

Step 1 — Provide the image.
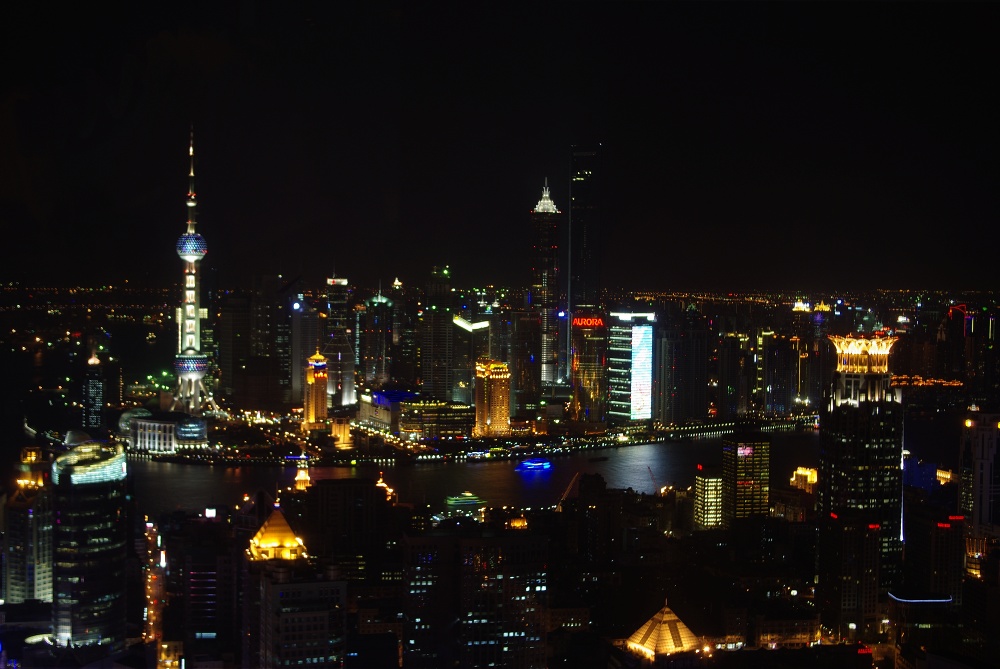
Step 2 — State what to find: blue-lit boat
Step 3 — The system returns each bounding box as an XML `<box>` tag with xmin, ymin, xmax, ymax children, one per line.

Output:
<box><xmin>515</xmin><ymin>457</ymin><xmax>552</xmax><ymax>471</ymax></box>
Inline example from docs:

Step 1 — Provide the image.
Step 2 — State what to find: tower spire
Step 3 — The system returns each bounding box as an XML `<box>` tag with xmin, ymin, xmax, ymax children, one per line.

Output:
<box><xmin>187</xmin><ymin>126</ymin><xmax>197</xmax><ymax>234</ymax></box>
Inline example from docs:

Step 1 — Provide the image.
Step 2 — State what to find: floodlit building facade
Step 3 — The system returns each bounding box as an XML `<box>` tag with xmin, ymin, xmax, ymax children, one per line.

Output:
<box><xmin>474</xmin><ymin>359</ymin><xmax>511</xmax><ymax>437</ymax></box>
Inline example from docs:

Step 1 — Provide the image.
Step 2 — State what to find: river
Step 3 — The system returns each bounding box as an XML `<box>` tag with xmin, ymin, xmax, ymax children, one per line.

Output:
<box><xmin>127</xmin><ymin>430</ymin><xmax>820</xmax><ymax>519</ymax></box>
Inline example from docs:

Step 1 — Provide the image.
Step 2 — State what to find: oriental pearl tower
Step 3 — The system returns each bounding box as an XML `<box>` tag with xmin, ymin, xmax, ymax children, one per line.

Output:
<box><xmin>172</xmin><ymin>130</ymin><xmax>217</xmax><ymax>415</ymax></box>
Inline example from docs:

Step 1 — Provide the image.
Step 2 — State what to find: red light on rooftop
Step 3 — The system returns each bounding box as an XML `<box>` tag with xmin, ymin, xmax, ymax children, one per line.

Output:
<box><xmin>830</xmin><ymin>512</ymin><xmax>838</xmax><ymax>519</ymax></box>
<box><xmin>697</xmin><ymin>463</ymin><xmax>703</xmax><ymax>470</ymax></box>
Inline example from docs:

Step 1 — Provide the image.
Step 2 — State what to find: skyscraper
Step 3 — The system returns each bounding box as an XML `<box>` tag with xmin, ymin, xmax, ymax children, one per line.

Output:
<box><xmin>420</xmin><ymin>266</ymin><xmax>455</xmax><ymax>401</ymax></box>
<box><xmin>655</xmin><ymin>304</ymin><xmax>709</xmax><ymax>426</ymax></box>
<box><xmin>303</xmin><ymin>351</ymin><xmax>329</xmax><ymax>433</ymax></box>
<box><xmin>473</xmin><ymin>359</ymin><xmax>511</xmax><ymax>437</ymax></box>
<box><xmin>51</xmin><ymin>441</ymin><xmax>128</xmax><ymax>658</ymax></box>
<box><xmin>607</xmin><ymin>311</ymin><xmax>656</xmax><ymax>425</ymax></box>
<box><xmin>530</xmin><ymin>179</ymin><xmax>563</xmax><ymax>386</ymax></box>
<box><xmin>568</xmin><ymin>311</ymin><xmax>607</xmax><ymax>426</ymax></box>
<box><xmin>81</xmin><ymin>351</ymin><xmax>104</xmax><ymax>434</ymax></box>
<box><xmin>4</xmin><ymin>446</ymin><xmax>53</xmax><ymax>604</ymax></box>
<box><xmin>721</xmin><ymin>432</ymin><xmax>770</xmax><ymax>528</ymax></box>
<box><xmin>693</xmin><ymin>463</ymin><xmax>723</xmax><ymax>530</ymax></box>
<box><xmin>567</xmin><ymin>145</ymin><xmax>602</xmax><ymax>311</ymax></box>
<box><xmin>959</xmin><ymin>409</ymin><xmax>1000</xmax><ymax>577</ymax></box>
<box><xmin>817</xmin><ymin>334</ymin><xmax>904</xmax><ymax>639</ymax></box>
<box><xmin>173</xmin><ymin>130</ymin><xmax>217</xmax><ymax>416</ymax></box>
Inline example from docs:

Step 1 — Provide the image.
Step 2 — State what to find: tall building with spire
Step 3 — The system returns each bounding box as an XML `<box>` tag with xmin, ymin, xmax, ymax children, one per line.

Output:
<box><xmin>302</xmin><ymin>351</ymin><xmax>329</xmax><ymax>434</ymax></box>
<box><xmin>173</xmin><ymin>130</ymin><xmax>217</xmax><ymax>416</ymax></box>
<box><xmin>530</xmin><ymin>179</ymin><xmax>562</xmax><ymax>387</ymax></box>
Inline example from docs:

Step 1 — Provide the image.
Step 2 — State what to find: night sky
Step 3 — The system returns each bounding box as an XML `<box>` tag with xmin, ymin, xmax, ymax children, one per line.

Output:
<box><xmin>2</xmin><ymin>2</ymin><xmax>997</xmax><ymax>293</ymax></box>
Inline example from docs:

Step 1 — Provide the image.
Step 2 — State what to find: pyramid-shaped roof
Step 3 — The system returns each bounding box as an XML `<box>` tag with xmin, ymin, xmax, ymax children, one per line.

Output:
<box><xmin>625</xmin><ymin>600</ymin><xmax>700</xmax><ymax>659</ymax></box>
<box><xmin>248</xmin><ymin>507</ymin><xmax>307</xmax><ymax>561</ymax></box>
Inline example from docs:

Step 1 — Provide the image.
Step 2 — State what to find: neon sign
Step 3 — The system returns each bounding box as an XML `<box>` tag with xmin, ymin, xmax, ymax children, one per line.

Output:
<box><xmin>572</xmin><ymin>317</ymin><xmax>604</xmax><ymax>327</ymax></box>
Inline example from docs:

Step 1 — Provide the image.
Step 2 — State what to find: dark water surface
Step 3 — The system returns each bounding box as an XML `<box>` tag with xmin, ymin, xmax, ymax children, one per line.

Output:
<box><xmin>128</xmin><ymin>431</ymin><xmax>820</xmax><ymax>519</ymax></box>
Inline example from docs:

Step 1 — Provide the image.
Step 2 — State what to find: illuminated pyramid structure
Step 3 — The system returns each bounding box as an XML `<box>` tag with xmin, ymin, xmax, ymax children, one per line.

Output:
<box><xmin>625</xmin><ymin>599</ymin><xmax>700</xmax><ymax>661</ymax></box>
<box><xmin>247</xmin><ymin>507</ymin><xmax>307</xmax><ymax>561</ymax></box>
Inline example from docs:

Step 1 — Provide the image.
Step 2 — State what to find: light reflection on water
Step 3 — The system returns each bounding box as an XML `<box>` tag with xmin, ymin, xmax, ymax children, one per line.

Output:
<box><xmin>128</xmin><ymin>432</ymin><xmax>819</xmax><ymax>519</ymax></box>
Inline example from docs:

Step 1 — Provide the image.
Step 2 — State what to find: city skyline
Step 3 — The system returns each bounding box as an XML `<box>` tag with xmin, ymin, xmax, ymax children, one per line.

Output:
<box><xmin>2</xmin><ymin>3</ymin><xmax>997</xmax><ymax>292</ymax></box>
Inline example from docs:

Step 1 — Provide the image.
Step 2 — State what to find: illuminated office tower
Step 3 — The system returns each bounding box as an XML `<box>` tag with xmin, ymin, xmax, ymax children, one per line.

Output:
<box><xmin>693</xmin><ymin>464</ymin><xmax>723</xmax><ymax>530</ymax></box>
<box><xmin>320</xmin><ymin>276</ymin><xmax>357</xmax><ymax>406</ymax></box>
<box><xmin>51</xmin><ymin>442</ymin><xmax>128</xmax><ymax>658</ymax></box>
<box><xmin>530</xmin><ymin>179</ymin><xmax>563</xmax><ymax>386</ymax></box>
<box><xmin>721</xmin><ymin>432</ymin><xmax>770</xmax><ymax>528</ymax></box>
<box><xmin>3</xmin><ymin>447</ymin><xmax>53</xmax><ymax>603</ymax></box>
<box><xmin>453</xmin><ymin>313</ymin><xmax>490</xmax><ymax>405</ymax></box>
<box><xmin>762</xmin><ymin>333</ymin><xmax>798</xmax><ymax>415</ymax></box>
<box><xmin>302</xmin><ymin>351</ymin><xmax>329</xmax><ymax>433</ymax></box>
<box><xmin>173</xmin><ymin>130</ymin><xmax>217</xmax><ymax>416</ymax></box>
<box><xmin>568</xmin><ymin>312</ymin><xmax>607</xmax><ymax>425</ymax></box>
<box><xmin>291</xmin><ymin>296</ymin><xmax>321</xmax><ymax>402</ymax></box>
<box><xmin>607</xmin><ymin>312</ymin><xmax>655</xmax><ymax>426</ymax></box>
<box><xmin>959</xmin><ymin>409</ymin><xmax>1000</xmax><ymax>577</ymax></box>
<box><xmin>81</xmin><ymin>350</ymin><xmax>104</xmax><ymax>433</ymax></box>
<box><xmin>817</xmin><ymin>334</ymin><xmax>903</xmax><ymax>639</ymax></box>
<box><xmin>567</xmin><ymin>145</ymin><xmax>602</xmax><ymax>312</ymax></box>
<box><xmin>359</xmin><ymin>292</ymin><xmax>394</xmax><ymax>388</ymax></box>
<box><xmin>474</xmin><ymin>360</ymin><xmax>511</xmax><ymax>438</ymax></box>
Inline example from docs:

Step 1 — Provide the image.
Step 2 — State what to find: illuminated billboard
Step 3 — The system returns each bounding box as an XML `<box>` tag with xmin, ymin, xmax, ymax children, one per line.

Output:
<box><xmin>631</xmin><ymin>324</ymin><xmax>653</xmax><ymax>419</ymax></box>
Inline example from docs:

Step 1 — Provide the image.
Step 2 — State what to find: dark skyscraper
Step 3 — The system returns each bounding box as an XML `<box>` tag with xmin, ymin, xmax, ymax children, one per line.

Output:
<box><xmin>568</xmin><ymin>145</ymin><xmax>602</xmax><ymax>312</ymax></box>
<box><xmin>420</xmin><ymin>266</ymin><xmax>455</xmax><ymax>401</ymax></box>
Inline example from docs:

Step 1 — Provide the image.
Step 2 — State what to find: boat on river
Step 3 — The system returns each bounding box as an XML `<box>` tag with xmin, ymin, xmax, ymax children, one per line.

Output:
<box><xmin>515</xmin><ymin>457</ymin><xmax>552</xmax><ymax>471</ymax></box>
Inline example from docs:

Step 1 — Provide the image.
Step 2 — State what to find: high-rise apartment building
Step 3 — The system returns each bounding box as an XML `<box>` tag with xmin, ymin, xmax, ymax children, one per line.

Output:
<box><xmin>530</xmin><ymin>179</ymin><xmax>563</xmax><ymax>386</ymax></box>
<box><xmin>3</xmin><ymin>447</ymin><xmax>53</xmax><ymax>604</ymax></box>
<box><xmin>721</xmin><ymin>432</ymin><xmax>770</xmax><ymax>528</ymax></box>
<box><xmin>51</xmin><ymin>442</ymin><xmax>129</xmax><ymax>659</ymax></box>
<box><xmin>817</xmin><ymin>334</ymin><xmax>904</xmax><ymax>639</ymax></box>
<box><xmin>473</xmin><ymin>359</ymin><xmax>511</xmax><ymax>438</ymax></box>
<box><xmin>607</xmin><ymin>312</ymin><xmax>655</xmax><ymax>425</ymax></box>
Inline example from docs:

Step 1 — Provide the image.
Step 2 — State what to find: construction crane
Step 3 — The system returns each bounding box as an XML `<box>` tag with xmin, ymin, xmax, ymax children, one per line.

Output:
<box><xmin>648</xmin><ymin>466</ymin><xmax>660</xmax><ymax>494</ymax></box>
<box><xmin>555</xmin><ymin>471</ymin><xmax>581</xmax><ymax>513</ymax></box>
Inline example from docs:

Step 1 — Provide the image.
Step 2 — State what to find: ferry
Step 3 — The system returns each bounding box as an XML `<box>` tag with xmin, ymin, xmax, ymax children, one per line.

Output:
<box><xmin>515</xmin><ymin>457</ymin><xmax>552</xmax><ymax>471</ymax></box>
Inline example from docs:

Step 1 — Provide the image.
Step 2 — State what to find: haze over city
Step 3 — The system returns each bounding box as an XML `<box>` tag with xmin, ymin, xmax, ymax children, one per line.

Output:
<box><xmin>2</xmin><ymin>2</ymin><xmax>997</xmax><ymax>292</ymax></box>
